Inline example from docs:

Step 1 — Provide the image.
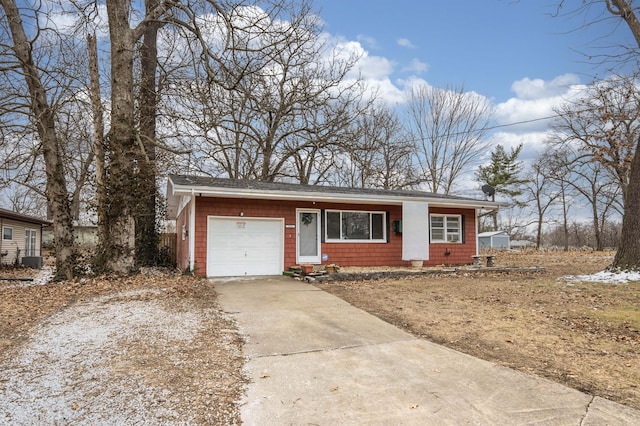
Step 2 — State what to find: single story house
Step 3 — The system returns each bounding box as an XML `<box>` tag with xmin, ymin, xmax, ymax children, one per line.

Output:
<box><xmin>0</xmin><ymin>208</ymin><xmax>51</xmax><ymax>267</ymax></box>
<box><xmin>478</xmin><ymin>230</ymin><xmax>510</xmax><ymax>250</ymax></box>
<box><xmin>166</xmin><ymin>175</ymin><xmax>502</xmax><ymax>277</ymax></box>
<box><xmin>43</xmin><ymin>225</ymin><xmax>98</xmax><ymax>248</ymax></box>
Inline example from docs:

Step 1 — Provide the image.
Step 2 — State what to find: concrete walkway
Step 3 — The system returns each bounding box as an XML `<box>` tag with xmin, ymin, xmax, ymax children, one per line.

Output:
<box><xmin>214</xmin><ymin>276</ymin><xmax>640</xmax><ymax>425</ymax></box>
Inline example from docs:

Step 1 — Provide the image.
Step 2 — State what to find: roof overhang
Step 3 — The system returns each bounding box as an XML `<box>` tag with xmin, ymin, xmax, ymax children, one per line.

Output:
<box><xmin>166</xmin><ymin>176</ymin><xmax>504</xmax><ymax>220</ymax></box>
<box><xmin>0</xmin><ymin>209</ymin><xmax>52</xmax><ymax>225</ymax></box>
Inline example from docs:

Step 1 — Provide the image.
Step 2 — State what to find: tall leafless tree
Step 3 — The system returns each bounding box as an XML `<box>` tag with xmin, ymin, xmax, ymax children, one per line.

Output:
<box><xmin>332</xmin><ymin>105</ymin><xmax>418</xmax><ymax>189</ymax></box>
<box><xmin>551</xmin><ymin>74</ymin><xmax>639</xmax><ymax>209</ymax></box>
<box><xmin>557</xmin><ymin>0</ymin><xmax>640</xmax><ymax>268</ymax></box>
<box><xmin>543</xmin><ymin>143</ymin><xmax>621</xmax><ymax>250</ymax></box>
<box><xmin>165</xmin><ymin>2</ymin><xmax>367</xmax><ymax>183</ymax></box>
<box><xmin>0</xmin><ymin>0</ymin><xmax>77</xmax><ymax>279</ymax></box>
<box><xmin>406</xmin><ymin>84</ymin><xmax>493</xmax><ymax>194</ymax></box>
<box><xmin>523</xmin><ymin>155</ymin><xmax>561</xmax><ymax>249</ymax></box>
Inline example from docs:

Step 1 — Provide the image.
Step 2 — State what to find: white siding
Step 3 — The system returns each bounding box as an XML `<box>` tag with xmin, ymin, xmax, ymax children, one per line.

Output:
<box><xmin>401</xmin><ymin>201</ymin><xmax>429</xmax><ymax>261</ymax></box>
<box><xmin>0</xmin><ymin>218</ymin><xmax>42</xmax><ymax>265</ymax></box>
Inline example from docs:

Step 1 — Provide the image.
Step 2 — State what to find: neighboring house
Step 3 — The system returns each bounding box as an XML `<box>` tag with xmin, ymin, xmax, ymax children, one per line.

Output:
<box><xmin>43</xmin><ymin>225</ymin><xmax>98</xmax><ymax>248</ymax></box>
<box><xmin>0</xmin><ymin>208</ymin><xmax>51</xmax><ymax>267</ymax></box>
<box><xmin>166</xmin><ymin>175</ymin><xmax>502</xmax><ymax>277</ymax></box>
<box><xmin>478</xmin><ymin>231</ymin><xmax>510</xmax><ymax>250</ymax></box>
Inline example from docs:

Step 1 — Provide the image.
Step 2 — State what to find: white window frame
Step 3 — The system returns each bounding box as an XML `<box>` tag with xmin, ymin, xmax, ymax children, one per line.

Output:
<box><xmin>25</xmin><ymin>228</ymin><xmax>37</xmax><ymax>257</ymax></box>
<box><xmin>430</xmin><ymin>214</ymin><xmax>462</xmax><ymax>243</ymax></box>
<box><xmin>325</xmin><ymin>210</ymin><xmax>386</xmax><ymax>243</ymax></box>
<box><xmin>2</xmin><ymin>226</ymin><xmax>12</xmax><ymax>241</ymax></box>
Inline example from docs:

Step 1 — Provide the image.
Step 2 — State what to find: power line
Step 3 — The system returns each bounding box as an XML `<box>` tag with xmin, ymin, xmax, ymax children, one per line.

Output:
<box><xmin>405</xmin><ymin>105</ymin><xmax>607</xmax><ymax>144</ymax></box>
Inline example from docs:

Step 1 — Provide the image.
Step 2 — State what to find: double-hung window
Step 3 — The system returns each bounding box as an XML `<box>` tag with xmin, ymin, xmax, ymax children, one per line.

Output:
<box><xmin>325</xmin><ymin>210</ymin><xmax>386</xmax><ymax>242</ymax></box>
<box><xmin>2</xmin><ymin>226</ymin><xmax>12</xmax><ymax>241</ymax></box>
<box><xmin>430</xmin><ymin>214</ymin><xmax>462</xmax><ymax>243</ymax></box>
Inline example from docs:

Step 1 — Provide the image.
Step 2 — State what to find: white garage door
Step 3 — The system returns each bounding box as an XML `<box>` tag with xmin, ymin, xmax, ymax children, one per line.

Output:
<box><xmin>207</xmin><ymin>217</ymin><xmax>284</xmax><ymax>277</ymax></box>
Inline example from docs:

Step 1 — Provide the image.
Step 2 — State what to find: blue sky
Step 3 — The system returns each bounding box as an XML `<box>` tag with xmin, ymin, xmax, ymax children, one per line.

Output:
<box><xmin>315</xmin><ymin>0</ymin><xmax>634</xmax><ymax>103</ymax></box>
<box><xmin>312</xmin><ymin>0</ymin><xmax>636</xmax><ymax>190</ymax></box>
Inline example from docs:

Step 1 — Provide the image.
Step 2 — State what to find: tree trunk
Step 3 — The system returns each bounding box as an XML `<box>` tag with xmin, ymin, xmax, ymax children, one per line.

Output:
<box><xmin>95</xmin><ymin>0</ymin><xmax>137</xmax><ymax>274</ymax></box>
<box><xmin>608</xmin><ymin>0</ymin><xmax>640</xmax><ymax>269</ymax></box>
<box><xmin>135</xmin><ymin>0</ymin><xmax>161</xmax><ymax>266</ymax></box>
<box><xmin>87</xmin><ymin>33</ymin><xmax>107</xmax><ymax>248</ymax></box>
<box><xmin>612</xmin><ymin>137</ymin><xmax>640</xmax><ymax>269</ymax></box>
<box><xmin>1</xmin><ymin>0</ymin><xmax>76</xmax><ymax>280</ymax></box>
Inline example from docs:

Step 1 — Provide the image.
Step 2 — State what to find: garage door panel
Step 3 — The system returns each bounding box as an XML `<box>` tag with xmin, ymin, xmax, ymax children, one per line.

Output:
<box><xmin>207</xmin><ymin>217</ymin><xmax>283</xmax><ymax>277</ymax></box>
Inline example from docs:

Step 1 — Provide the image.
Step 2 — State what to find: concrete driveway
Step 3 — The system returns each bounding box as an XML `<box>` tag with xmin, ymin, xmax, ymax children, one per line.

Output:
<box><xmin>214</xmin><ymin>276</ymin><xmax>640</xmax><ymax>425</ymax></box>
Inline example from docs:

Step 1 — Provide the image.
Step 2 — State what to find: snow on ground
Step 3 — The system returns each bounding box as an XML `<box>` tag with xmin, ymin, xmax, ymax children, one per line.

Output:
<box><xmin>561</xmin><ymin>270</ymin><xmax>640</xmax><ymax>285</ymax></box>
<box><xmin>0</xmin><ymin>289</ymin><xmax>208</xmax><ymax>425</ymax></box>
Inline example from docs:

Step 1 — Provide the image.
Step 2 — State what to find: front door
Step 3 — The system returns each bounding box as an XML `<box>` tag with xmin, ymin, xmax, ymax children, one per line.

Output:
<box><xmin>297</xmin><ymin>209</ymin><xmax>321</xmax><ymax>264</ymax></box>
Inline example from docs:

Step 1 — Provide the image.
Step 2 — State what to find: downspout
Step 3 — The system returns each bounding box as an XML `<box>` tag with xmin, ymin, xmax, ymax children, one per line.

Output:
<box><xmin>475</xmin><ymin>209</ymin><xmax>480</xmax><ymax>256</ymax></box>
<box><xmin>189</xmin><ymin>189</ymin><xmax>196</xmax><ymax>272</ymax></box>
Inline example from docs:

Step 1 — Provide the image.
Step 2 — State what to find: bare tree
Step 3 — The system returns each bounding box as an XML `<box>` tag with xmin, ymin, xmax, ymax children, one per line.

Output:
<box><xmin>544</xmin><ymin>144</ymin><xmax>621</xmax><ymax>250</ymax></box>
<box><xmin>0</xmin><ymin>0</ymin><xmax>77</xmax><ymax>279</ymax></box>
<box><xmin>406</xmin><ymin>84</ymin><xmax>493</xmax><ymax>194</ymax></box>
<box><xmin>544</xmin><ymin>149</ymin><xmax>577</xmax><ymax>251</ymax></box>
<box><xmin>551</xmin><ymin>74</ymin><xmax>639</xmax><ymax>209</ymax></box>
<box><xmin>557</xmin><ymin>0</ymin><xmax>640</xmax><ymax>268</ymax></box>
<box><xmin>332</xmin><ymin>105</ymin><xmax>418</xmax><ymax>189</ymax></box>
<box><xmin>523</xmin><ymin>155</ymin><xmax>561</xmax><ymax>249</ymax></box>
<box><xmin>165</xmin><ymin>2</ymin><xmax>367</xmax><ymax>183</ymax></box>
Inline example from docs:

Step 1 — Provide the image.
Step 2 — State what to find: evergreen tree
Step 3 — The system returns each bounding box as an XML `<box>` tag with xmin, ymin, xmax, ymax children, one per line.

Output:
<box><xmin>476</xmin><ymin>144</ymin><xmax>527</xmax><ymax>230</ymax></box>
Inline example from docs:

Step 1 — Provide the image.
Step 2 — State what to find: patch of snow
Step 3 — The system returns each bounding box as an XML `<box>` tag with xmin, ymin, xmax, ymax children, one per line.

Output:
<box><xmin>0</xmin><ymin>289</ymin><xmax>206</xmax><ymax>425</ymax></box>
<box><xmin>6</xmin><ymin>265</ymin><xmax>55</xmax><ymax>289</ymax></box>
<box><xmin>561</xmin><ymin>270</ymin><xmax>640</xmax><ymax>285</ymax></box>
<box><xmin>31</xmin><ymin>265</ymin><xmax>55</xmax><ymax>285</ymax></box>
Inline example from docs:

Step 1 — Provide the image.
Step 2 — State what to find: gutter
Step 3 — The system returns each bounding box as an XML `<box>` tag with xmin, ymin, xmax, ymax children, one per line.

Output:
<box><xmin>169</xmin><ymin>184</ymin><xmax>503</xmax><ymax>212</ymax></box>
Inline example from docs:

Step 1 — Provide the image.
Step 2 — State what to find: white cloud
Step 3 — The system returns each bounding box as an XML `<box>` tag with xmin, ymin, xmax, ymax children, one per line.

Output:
<box><xmin>510</xmin><ymin>73</ymin><xmax>581</xmax><ymax>100</ymax></box>
<box><xmin>42</xmin><ymin>1</ymin><xmax>109</xmax><ymax>37</ymax></box>
<box><xmin>402</xmin><ymin>58</ymin><xmax>429</xmax><ymax>74</ymax></box>
<box><xmin>357</xmin><ymin>35</ymin><xmax>378</xmax><ymax>49</ymax></box>
<box><xmin>495</xmin><ymin>76</ymin><xmax>586</xmax><ymax>134</ymax></box>
<box><xmin>356</xmin><ymin>53</ymin><xmax>396</xmax><ymax>80</ymax></box>
<box><xmin>397</xmin><ymin>38</ymin><xmax>416</xmax><ymax>48</ymax></box>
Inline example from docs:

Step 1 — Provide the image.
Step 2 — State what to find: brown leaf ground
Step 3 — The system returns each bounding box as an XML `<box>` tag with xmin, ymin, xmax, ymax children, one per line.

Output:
<box><xmin>2</xmin><ymin>251</ymin><xmax>638</xmax><ymax>418</ymax></box>
<box><xmin>317</xmin><ymin>250</ymin><xmax>640</xmax><ymax>410</ymax></box>
<box><xmin>0</xmin><ymin>266</ymin><xmax>247</xmax><ymax>424</ymax></box>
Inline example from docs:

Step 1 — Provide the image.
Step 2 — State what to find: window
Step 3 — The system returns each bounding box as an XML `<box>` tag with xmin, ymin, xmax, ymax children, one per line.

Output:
<box><xmin>430</xmin><ymin>214</ymin><xmax>462</xmax><ymax>243</ymax></box>
<box><xmin>2</xmin><ymin>226</ymin><xmax>12</xmax><ymax>241</ymax></box>
<box><xmin>25</xmin><ymin>229</ymin><xmax>37</xmax><ymax>257</ymax></box>
<box><xmin>325</xmin><ymin>210</ymin><xmax>386</xmax><ymax>242</ymax></box>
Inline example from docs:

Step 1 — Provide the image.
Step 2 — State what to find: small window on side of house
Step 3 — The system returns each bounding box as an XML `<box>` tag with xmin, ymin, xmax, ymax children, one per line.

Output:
<box><xmin>430</xmin><ymin>214</ymin><xmax>462</xmax><ymax>243</ymax></box>
<box><xmin>2</xmin><ymin>226</ymin><xmax>12</xmax><ymax>241</ymax></box>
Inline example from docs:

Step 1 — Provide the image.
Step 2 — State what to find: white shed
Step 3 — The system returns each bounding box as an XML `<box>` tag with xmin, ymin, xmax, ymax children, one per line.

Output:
<box><xmin>478</xmin><ymin>231</ymin><xmax>510</xmax><ymax>250</ymax></box>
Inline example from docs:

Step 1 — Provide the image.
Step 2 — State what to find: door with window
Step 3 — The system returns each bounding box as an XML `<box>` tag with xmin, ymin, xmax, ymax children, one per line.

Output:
<box><xmin>297</xmin><ymin>209</ymin><xmax>321</xmax><ymax>264</ymax></box>
<box><xmin>25</xmin><ymin>229</ymin><xmax>37</xmax><ymax>257</ymax></box>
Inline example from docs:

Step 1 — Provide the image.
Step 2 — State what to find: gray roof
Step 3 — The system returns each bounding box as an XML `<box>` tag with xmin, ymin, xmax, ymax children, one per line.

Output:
<box><xmin>168</xmin><ymin>174</ymin><xmax>483</xmax><ymax>203</ymax></box>
<box><xmin>0</xmin><ymin>208</ymin><xmax>51</xmax><ymax>225</ymax></box>
<box><xmin>166</xmin><ymin>174</ymin><xmax>504</xmax><ymax>220</ymax></box>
